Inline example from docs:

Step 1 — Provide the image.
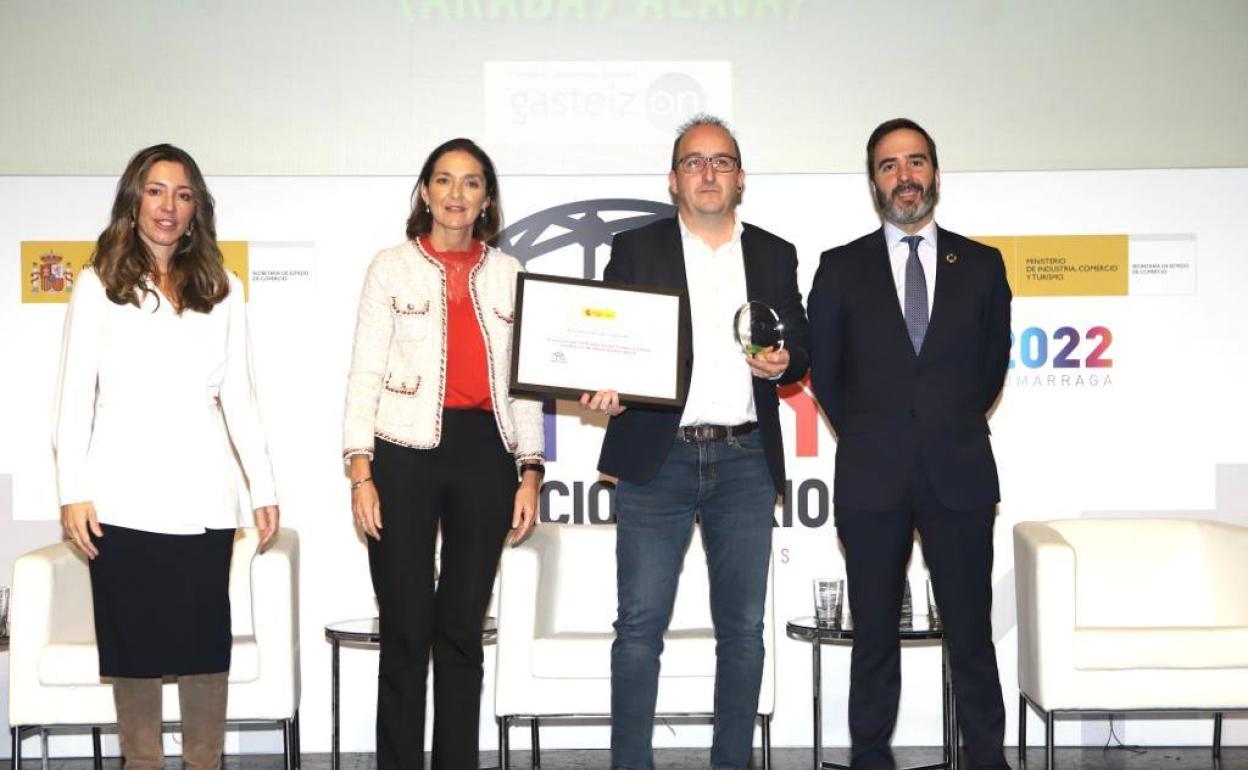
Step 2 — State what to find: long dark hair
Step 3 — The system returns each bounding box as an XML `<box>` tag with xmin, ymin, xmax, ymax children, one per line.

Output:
<box><xmin>92</xmin><ymin>143</ymin><xmax>228</xmax><ymax>314</ymax></box>
<box><xmin>405</xmin><ymin>138</ymin><xmax>503</xmax><ymax>244</ymax></box>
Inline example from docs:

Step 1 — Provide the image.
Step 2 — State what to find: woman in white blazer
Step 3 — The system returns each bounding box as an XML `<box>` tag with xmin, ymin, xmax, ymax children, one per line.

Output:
<box><xmin>54</xmin><ymin>144</ymin><xmax>279</xmax><ymax>770</ymax></box>
<box><xmin>343</xmin><ymin>137</ymin><xmax>544</xmax><ymax>770</ymax></box>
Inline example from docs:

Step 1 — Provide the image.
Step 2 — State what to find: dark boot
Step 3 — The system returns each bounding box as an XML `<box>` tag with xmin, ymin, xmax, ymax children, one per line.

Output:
<box><xmin>112</xmin><ymin>676</ymin><xmax>165</xmax><ymax>770</ymax></box>
<box><xmin>178</xmin><ymin>672</ymin><xmax>228</xmax><ymax>770</ymax></box>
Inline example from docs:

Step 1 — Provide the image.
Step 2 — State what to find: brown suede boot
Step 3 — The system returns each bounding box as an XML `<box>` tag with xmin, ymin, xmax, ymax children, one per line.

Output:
<box><xmin>112</xmin><ymin>676</ymin><xmax>165</xmax><ymax>770</ymax></box>
<box><xmin>178</xmin><ymin>672</ymin><xmax>229</xmax><ymax>770</ymax></box>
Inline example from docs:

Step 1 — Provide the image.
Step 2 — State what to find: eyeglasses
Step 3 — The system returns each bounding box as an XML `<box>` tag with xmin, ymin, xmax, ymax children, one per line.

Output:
<box><xmin>675</xmin><ymin>154</ymin><xmax>740</xmax><ymax>174</ymax></box>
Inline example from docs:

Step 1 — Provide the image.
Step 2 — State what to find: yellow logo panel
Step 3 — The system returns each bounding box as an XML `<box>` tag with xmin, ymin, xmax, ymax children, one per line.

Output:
<box><xmin>220</xmin><ymin>242</ymin><xmax>250</xmax><ymax>301</ymax></box>
<box><xmin>21</xmin><ymin>241</ymin><xmax>250</xmax><ymax>303</ymax></box>
<box><xmin>21</xmin><ymin>242</ymin><xmax>93</xmax><ymax>303</ymax></box>
<box><xmin>980</xmin><ymin>235</ymin><xmax>1128</xmax><ymax>297</ymax></box>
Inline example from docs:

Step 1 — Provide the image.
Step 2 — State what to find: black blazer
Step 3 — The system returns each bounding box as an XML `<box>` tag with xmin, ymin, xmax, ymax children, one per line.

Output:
<box><xmin>596</xmin><ymin>217</ymin><xmax>811</xmax><ymax>494</ymax></box>
<box><xmin>808</xmin><ymin>227</ymin><xmax>1011</xmax><ymax>511</ymax></box>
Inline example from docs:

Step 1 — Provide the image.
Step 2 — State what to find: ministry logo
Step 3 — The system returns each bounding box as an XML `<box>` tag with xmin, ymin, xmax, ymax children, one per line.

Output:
<box><xmin>497</xmin><ymin>198</ymin><xmax>675</xmax><ymax>279</ymax></box>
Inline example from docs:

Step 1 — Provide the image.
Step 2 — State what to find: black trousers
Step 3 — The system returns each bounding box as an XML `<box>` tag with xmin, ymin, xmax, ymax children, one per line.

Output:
<box><xmin>368</xmin><ymin>411</ymin><xmax>517</xmax><ymax>770</ymax></box>
<box><xmin>835</xmin><ymin>458</ymin><xmax>1007</xmax><ymax>770</ymax></box>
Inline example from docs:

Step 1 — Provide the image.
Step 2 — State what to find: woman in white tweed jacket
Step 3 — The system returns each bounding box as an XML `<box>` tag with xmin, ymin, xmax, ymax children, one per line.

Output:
<box><xmin>341</xmin><ymin>238</ymin><xmax>544</xmax><ymax>461</ymax></box>
<box><xmin>342</xmin><ymin>137</ymin><xmax>543</xmax><ymax>770</ymax></box>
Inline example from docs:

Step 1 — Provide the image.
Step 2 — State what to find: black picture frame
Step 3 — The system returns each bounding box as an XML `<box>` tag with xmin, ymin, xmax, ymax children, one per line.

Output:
<box><xmin>508</xmin><ymin>272</ymin><xmax>690</xmax><ymax>407</ymax></box>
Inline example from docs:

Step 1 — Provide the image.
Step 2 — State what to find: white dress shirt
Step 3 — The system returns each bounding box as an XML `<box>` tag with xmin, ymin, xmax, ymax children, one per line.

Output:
<box><xmin>677</xmin><ymin>215</ymin><xmax>756</xmax><ymax>427</ymax></box>
<box><xmin>53</xmin><ymin>268</ymin><xmax>277</xmax><ymax>535</ymax></box>
<box><xmin>884</xmin><ymin>220</ymin><xmax>938</xmax><ymax>320</ymax></box>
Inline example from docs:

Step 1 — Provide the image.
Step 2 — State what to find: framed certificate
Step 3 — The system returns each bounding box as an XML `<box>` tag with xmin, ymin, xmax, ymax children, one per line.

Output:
<box><xmin>509</xmin><ymin>273</ymin><xmax>690</xmax><ymax>407</ymax></box>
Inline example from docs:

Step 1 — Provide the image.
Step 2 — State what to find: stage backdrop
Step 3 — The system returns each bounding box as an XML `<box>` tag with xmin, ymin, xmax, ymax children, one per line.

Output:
<box><xmin>2</xmin><ymin>168</ymin><xmax>1247</xmax><ymax>758</ymax></box>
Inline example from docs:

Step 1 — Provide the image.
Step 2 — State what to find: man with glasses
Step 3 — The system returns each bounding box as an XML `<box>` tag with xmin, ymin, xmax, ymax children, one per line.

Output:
<box><xmin>582</xmin><ymin>114</ymin><xmax>809</xmax><ymax>770</ymax></box>
<box><xmin>808</xmin><ymin>118</ymin><xmax>1012</xmax><ymax>770</ymax></box>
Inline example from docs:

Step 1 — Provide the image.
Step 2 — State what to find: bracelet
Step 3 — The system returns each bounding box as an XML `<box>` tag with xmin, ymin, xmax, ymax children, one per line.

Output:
<box><xmin>519</xmin><ymin>462</ymin><xmax>545</xmax><ymax>479</ymax></box>
<box><xmin>350</xmin><ymin>477</ymin><xmax>373</xmax><ymax>491</ymax></box>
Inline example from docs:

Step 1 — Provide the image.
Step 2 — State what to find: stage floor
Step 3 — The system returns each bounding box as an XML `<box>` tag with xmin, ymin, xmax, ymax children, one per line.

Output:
<box><xmin>6</xmin><ymin>747</ymin><xmax>1248</xmax><ymax>770</ymax></box>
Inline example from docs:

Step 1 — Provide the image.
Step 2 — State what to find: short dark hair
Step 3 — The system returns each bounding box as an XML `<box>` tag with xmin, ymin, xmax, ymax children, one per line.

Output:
<box><xmin>865</xmin><ymin>118</ymin><xmax>938</xmax><ymax>177</ymax></box>
<box><xmin>405</xmin><ymin>137</ymin><xmax>503</xmax><ymax>244</ymax></box>
<box><xmin>670</xmin><ymin>114</ymin><xmax>742</xmax><ymax>170</ymax></box>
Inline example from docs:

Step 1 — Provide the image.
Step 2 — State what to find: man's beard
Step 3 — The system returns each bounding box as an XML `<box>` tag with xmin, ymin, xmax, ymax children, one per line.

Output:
<box><xmin>876</xmin><ymin>180</ymin><xmax>938</xmax><ymax>226</ymax></box>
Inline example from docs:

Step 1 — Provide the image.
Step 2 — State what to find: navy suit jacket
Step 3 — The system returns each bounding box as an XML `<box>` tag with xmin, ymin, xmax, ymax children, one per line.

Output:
<box><xmin>807</xmin><ymin>227</ymin><xmax>1011</xmax><ymax>511</ymax></box>
<box><xmin>596</xmin><ymin>217</ymin><xmax>811</xmax><ymax>494</ymax></box>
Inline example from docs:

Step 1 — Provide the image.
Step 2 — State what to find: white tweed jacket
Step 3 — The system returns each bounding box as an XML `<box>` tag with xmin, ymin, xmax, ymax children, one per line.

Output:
<box><xmin>342</xmin><ymin>239</ymin><xmax>544</xmax><ymax>465</ymax></box>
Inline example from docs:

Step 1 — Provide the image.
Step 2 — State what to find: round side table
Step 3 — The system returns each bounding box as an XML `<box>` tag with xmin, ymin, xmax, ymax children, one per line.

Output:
<box><xmin>786</xmin><ymin>615</ymin><xmax>958</xmax><ymax>770</ymax></box>
<box><xmin>325</xmin><ymin>617</ymin><xmax>498</xmax><ymax>770</ymax></box>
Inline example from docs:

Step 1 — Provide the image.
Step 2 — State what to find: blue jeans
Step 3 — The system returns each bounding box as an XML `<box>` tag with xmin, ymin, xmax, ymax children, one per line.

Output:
<box><xmin>611</xmin><ymin>429</ymin><xmax>776</xmax><ymax>770</ymax></box>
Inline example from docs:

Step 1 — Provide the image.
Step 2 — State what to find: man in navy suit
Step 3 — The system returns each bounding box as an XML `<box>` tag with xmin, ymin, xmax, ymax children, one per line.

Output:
<box><xmin>808</xmin><ymin>118</ymin><xmax>1012</xmax><ymax>770</ymax></box>
<box><xmin>583</xmin><ymin>115</ymin><xmax>809</xmax><ymax>770</ymax></box>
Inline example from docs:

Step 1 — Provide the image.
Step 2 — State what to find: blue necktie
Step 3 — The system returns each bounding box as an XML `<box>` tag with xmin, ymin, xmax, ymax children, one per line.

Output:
<box><xmin>902</xmin><ymin>235</ymin><xmax>928</xmax><ymax>354</ymax></box>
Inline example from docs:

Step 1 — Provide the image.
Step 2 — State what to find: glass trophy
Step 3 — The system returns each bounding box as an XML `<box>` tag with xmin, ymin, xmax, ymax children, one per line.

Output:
<box><xmin>733</xmin><ymin>301</ymin><xmax>785</xmax><ymax>357</ymax></box>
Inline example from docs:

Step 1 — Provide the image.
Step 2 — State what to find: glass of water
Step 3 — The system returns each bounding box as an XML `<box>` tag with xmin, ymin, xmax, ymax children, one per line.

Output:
<box><xmin>0</xmin><ymin>585</ymin><xmax>10</xmax><ymax>639</ymax></box>
<box><xmin>813</xmin><ymin>578</ymin><xmax>844</xmax><ymax>628</ymax></box>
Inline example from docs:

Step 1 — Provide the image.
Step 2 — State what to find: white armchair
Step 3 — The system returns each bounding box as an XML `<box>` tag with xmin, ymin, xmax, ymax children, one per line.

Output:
<box><xmin>1013</xmin><ymin>518</ymin><xmax>1248</xmax><ymax>768</ymax></box>
<box><xmin>494</xmin><ymin>522</ymin><xmax>774</xmax><ymax>769</ymax></box>
<box><xmin>8</xmin><ymin>527</ymin><xmax>301</xmax><ymax>769</ymax></box>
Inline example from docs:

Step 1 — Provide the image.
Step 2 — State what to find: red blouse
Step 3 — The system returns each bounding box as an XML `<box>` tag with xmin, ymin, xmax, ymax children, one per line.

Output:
<box><xmin>420</xmin><ymin>237</ymin><xmax>492</xmax><ymax>411</ymax></box>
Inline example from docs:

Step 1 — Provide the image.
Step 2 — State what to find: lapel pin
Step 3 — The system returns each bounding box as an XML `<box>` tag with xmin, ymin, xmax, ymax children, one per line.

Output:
<box><xmin>944</xmin><ymin>253</ymin><xmax>958</xmax><ymax>264</ymax></box>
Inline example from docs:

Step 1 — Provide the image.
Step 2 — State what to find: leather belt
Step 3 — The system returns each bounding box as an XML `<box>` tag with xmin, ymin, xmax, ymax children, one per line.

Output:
<box><xmin>677</xmin><ymin>422</ymin><xmax>758</xmax><ymax>442</ymax></box>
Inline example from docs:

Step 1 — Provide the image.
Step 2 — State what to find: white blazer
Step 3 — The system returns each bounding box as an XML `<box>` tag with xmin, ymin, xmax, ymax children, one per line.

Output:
<box><xmin>342</xmin><ymin>239</ymin><xmax>544</xmax><ymax>465</ymax></box>
<box><xmin>53</xmin><ymin>268</ymin><xmax>278</xmax><ymax>534</ymax></box>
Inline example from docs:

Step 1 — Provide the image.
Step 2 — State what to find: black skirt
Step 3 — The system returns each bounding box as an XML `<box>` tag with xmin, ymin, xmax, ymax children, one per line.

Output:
<box><xmin>88</xmin><ymin>524</ymin><xmax>236</xmax><ymax>678</ymax></box>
